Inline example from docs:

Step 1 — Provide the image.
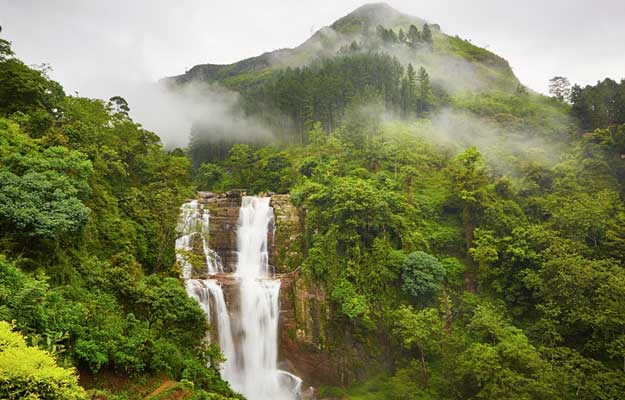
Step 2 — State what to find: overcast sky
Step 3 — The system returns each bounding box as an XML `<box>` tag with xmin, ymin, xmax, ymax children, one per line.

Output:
<box><xmin>1</xmin><ymin>0</ymin><xmax>623</xmax><ymax>110</ymax></box>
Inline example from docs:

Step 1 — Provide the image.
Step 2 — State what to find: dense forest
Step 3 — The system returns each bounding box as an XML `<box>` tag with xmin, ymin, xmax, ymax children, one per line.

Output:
<box><xmin>570</xmin><ymin>78</ymin><xmax>625</xmax><ymax>131</ymax></box>
<box><xmin>189</xmin><ymin>51</ymin><xmax>438</xmax><ymax>165</ymax></box>
<box><xmin>0</xmin><ymin>36</ymin><xmax>240</xmax><ymax>399</ymax></box>
<box><xmin>193</xmin><ymin>75</ymin><xmax>625</xmax><ymax>399</ymax></box>
<box><xmin>3</xmin><ymin>2</ymin><xmax>625</xmax><ymax>400</ymax></box>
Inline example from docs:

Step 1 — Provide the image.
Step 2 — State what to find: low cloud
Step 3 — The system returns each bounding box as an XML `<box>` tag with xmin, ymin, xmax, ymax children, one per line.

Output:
<box><xmin>127</xmin><ymin>81</ymin><xmax>274</xmax><ymax>149</ymax></box>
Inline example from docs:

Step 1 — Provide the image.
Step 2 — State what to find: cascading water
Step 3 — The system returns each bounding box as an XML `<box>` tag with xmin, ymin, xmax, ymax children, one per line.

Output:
<box><xmin>176</xmin><ymin>200</ymin><xmax>222</xmax><ymax>277</ymax></box>
<box><xmin>226</xmin><ymin>196</ymin><xmax>302</xmax><ymax>400</ymax></box>
<box><xmin>185</xmin><ymin>279</ymin><xmax>237</xmax><ymax>380</ymax></box>
<box><xmin>176</xmin><ymin>200</ymin><xmax>236</xmax><ymax>380</ymax></box>
<box><xmin>176</xmin><ymin>196</ymin><xmax>301</xmax><ymax>400</ymax></box>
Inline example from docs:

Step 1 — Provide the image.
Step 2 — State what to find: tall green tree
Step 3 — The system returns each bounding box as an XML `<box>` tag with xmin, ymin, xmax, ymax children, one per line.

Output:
<box><xmin>407</xmin><ymin>24</ymin><xmax>421</xmax><ymax>48</ymax></box>
<box><xmin>398</xmin><ymin>28</ymin><xmax>406</xmax><ymax>43</ymax></box>
<box><xmin>422</xmin><ymin>23</ymin><xmax>433</xmax><ymax>46</ymax></box>
<box><xmin>549</xmin><ymin>76</ymin><xmax>571</xmax><ymax>101</ymax></box>
<box><xmin>416</xmin><ymin>66</ymin><xmax>433</xmax><ymax>116</ymax></box>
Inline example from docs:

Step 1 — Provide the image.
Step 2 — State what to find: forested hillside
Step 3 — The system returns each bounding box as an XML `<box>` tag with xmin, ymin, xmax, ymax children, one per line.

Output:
<box><xmin>2</xmin><ymin>2</ymin><xmax>625</xmax><ymax>400</ymax></box>
<box><xmin>0</xmin><ymin>36</ymin><xmax>240</xmax><ymax>399</ymax></box>
<box><xmin>182</xmin><ymin>4</ymin><xmax>625</xmax><ymax>399</ymax></box>
<box><xmin>193</xmin><ymin>89</ymin><xmax>625</xmax><ymax>398</ymax></box>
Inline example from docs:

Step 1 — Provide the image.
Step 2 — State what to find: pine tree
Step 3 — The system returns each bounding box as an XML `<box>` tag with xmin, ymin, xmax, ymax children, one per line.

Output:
<box><xmin>407</xmin><ymin>25</ymin><xmax>421</xmax><ymax>48</ymax></box>
<box><xmin>548</xmin><ymin>76</ymin><xmax>571</xmax><ymax>101</ymax></box>
<box><xmin>422</xmin><ymin>24</ymin><xmax>433</xmax><ymax>46</ymax></box>
<box><xmin>376</xmin><ymin>25</ymin><xmax>386</xmax><ymax>40</ymax></box>
<box><xmin>388</xmin><ymin>28</ymin><xmax>399</xmax><ymax>43</ymax></box>
<box><xmin>401</xmin><ymin>63</ymin><xmax>418</xmax><ymax>116</ymax></box>
<box><xmin>398</xmin><ymin>28</ymin><xmax>406</xmax><ymax>43</ymax></box>
<box><xmin>416</xmin><ymin>66</ymin><xmax>433</xmax><ymax>116</ymax></box>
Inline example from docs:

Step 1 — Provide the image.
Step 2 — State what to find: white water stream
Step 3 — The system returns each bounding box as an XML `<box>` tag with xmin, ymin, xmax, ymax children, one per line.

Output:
<box><xmin>176</xmin><ymin>196</ymin><xmax>301</xmax><ymax>400</ymax></box>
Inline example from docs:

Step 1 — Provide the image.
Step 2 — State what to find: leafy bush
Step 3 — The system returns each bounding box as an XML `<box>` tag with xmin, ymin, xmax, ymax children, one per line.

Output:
<box><xmin>400</xmin><ymin>251</ymin><xmax>446</xmax><ymax>298</ymax></box>
<box><xmin>0</xmin><ymin>321</ymin><xmax>85</xmax><ymax>400</ymax></box>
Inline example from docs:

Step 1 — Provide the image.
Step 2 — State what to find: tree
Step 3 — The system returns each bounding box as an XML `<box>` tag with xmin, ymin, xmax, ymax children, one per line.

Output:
<box><xmin>377</xmin><ymin>25</ymin><xmax>398</xmax><ymax>43</ymax></box>
<box><xmin>108</xmin><ymin>95</ymin><xmax>130</xmax><ymax>115</ymax></box>
<box><xmin>549</xmin><ymin>76</ymin><xmax>571</xmax><ymax>101</ymax></box>
<box><xmin>400</xmin><ymin>63</ymin><xmax>417</xmax><ymax>117</ymax></box>
<box><xmin>226</xmin><ymin>144</ymin><xmax>255</xmax><ymax>189</ymax></box>
<box><xmin>0</xmin><ymin>29</ymin><xmax>14</xmax><ymax>61</ymax></box>
<box><xmin>394</xmin><ymin>306</ymin><xmax>444</xmax><ymax>385</ymax></box>
<box><xmin>407</xmin><ymin>25</ymin><xmax>421</xmax><ymax>48</ymax></box>
<box><xmin>398</xmin><ymin>28</ymin><xmax>406</xmax><ymax>43</ymax></box>
<box><xmin>529</xmin><ymin>253</ymin><xmax>625</xmax><ymax>370</ymax></box>
<box><xmin>450</xmin><ymin>147</ymin><xmax>491</xmax><ymax>291</ymax></box>
<box><xmin>0</xmin><ymin>321</ymin><xmax>85</xmax><ymax>399</ymax></box>
<box><xmin>400</xmin><ymin>251</ymin><xmax>446</xmax><ymax>299</ymax></box>
<box><xmin>253</xmin><ymin>150</ymin><xmax>295</xmax><ymax>193</ymax></box>
<box><xmin>307</xmin><ymin>121</ymin><xmax>326</xmax><ymax>146</ymax></box>
<box><xmin>546</xmin><ymin>189</ymin><xmax>621</xmax><ymax>247</ymax></box>
<box><xmin>416</xmin><ymin>66</ymin><xmax>433</xmax><ymax>115</ymax></box>
<box><xmin>0</xmin><ymin>57</ymin><xmax>65</xmax><ymax>118</ymax></box>
<box><xmin>422</xmin><ymin>23</ymin><xmax>433</xmax><ymax>46</ymax></box>
<box><xmin>456</xmin><ymin>303</ymin><xmax>557</xmax><ymax>399</ymax></box>
<box><xmin>569</xmin><ymin>78</ymin><xmax>625</xmax><ymax>130</ymax></box>
<box><xmin>450</xmin><ymin>147</ymin><xmax>490</xmax><ymax>250</ymax></box>
<box><xmin>0</xmin><ymin>119</ymin><xmax>92</xmax><ymax>239</ymax></box>
<box><xmin>194</xmin><ymin>162</ymin><xmax>225</xmax><ymax>191</ymax></box>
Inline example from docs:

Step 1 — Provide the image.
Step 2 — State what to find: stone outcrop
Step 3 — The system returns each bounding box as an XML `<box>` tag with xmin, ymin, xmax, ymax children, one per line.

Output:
<box><xmin>198</xmin><ymin>191</ymin><xmax>243</xmax><ymax>272</ymax></box>
<box><xmin>270</xmin><ymin>194</ymin><xmax>304</xmax><ymax>274</ymax></box>
<box><xmin>278</xmin><ymin>272</ymin><xmax>376</xmax><ymax>388</ymax></box>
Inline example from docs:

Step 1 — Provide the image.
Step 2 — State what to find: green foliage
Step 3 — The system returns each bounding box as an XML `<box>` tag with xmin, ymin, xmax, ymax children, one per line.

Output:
<box><xmin>407</xmin><ymin>25</ymin><xmax>421</xmax><ymax>48</ymax></box>
<box><xmin>189</xmin><ymin>52</ymin><xmax>446</xmax><ymax>165</ymax></box>
<box><xmin>194</xmin><ymin>163</ymin><xmax>225</xmax><ymax>191</ymax></box>
<box><xmin>455</xmin><ymin>303</ymin><xmax>557</xmax><ymax>399</ymax></box>
<box><xmin>394</xmin><ymin>305</ymin><xmax>444</xmax><ymax>384</ymax></box>
<box><xmin>193</xmin><ymin>144</ymin><xmax>297</xmax><ymax>194</ymax></box>
<box><xmin>331</xmin><ymin>279</ymin><xmax>371</xmax><ymax>322</ymax></box>
<box><xmin>400</xmin><ymin>251</ymin><xmax>446</xmax><ymax>299</ymax></box>
<box><xmin>443</xmin><ymin>35</ymin><xmax>510</xmax><ymax>70</ymax></box>
<box><xmin>4</xmin><ymin>19</ymin><xmax>625</xmax><ymax>400</ymax></box>
<box><xmin>0</xmin><ymin>119</ymin><xmax>92</xmax><ymax>239</ymax></box>
<box><xmin>570</xmin><ymin>78</ymin><xmax>625</xmax><ymax>131</ymax></box>
<box><xmin>0</xmin><ymin>41</ymin><xmax>236</xmax><ymax>399</ymax></box>
<box><xmin>0</xmin><ymin>321</ymin><xmax>85</xmax><ymax>400</ymax></box>
<box><xmin>0</xmin><ymin>54</ymin><xmax>65</xmax><ymax>122</ymax></box>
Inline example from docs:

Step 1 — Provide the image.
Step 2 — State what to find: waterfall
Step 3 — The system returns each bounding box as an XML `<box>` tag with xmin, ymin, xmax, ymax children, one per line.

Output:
<box><xmin>176</xmin><ymin>200</ymin><xmax>236</xmax><ymax>380</ymax></box>
<box><xmin>176</xmin><ymin>196</ymin><xmax>301</xmax><ymax>400</ymax></box>
<box><xmin>185</xmin><ymin>279</ymin><xmax>237</xmax><ymax>381</ymax></box>
<box><xmin>176</xmin><ymin>200</ymin><xmax>222</xmax><ymax>277</ymax></box>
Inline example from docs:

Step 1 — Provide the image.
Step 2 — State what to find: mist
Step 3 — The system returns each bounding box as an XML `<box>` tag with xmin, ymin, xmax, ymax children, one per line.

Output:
<box><xmin>424</xmin><ymin>108</ymin><xmax>571</xmax><ymax>171</ymax></box>
<box><xmin>125</xmin><ymin>81</ymin><xmax>274</xmax><ymax>149</ymax></box>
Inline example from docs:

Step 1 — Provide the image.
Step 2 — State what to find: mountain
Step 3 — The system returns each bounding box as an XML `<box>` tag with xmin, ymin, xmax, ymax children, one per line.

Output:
<box><xmin>164</xmin><ymin>2</ymin><xmax>517</xmax><ymax>93</ymax></box>
<box><xmin>164</xmin><ymin>3</ymin><xmax>533</xmax><ymax>167</ymax></box>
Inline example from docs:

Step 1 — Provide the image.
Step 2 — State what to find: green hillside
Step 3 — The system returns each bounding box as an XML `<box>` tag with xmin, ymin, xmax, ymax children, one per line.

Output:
<box><xmin>165</xmin><ymin>3</ymin><xmax>531</xmax><ymax>166</ymax></box>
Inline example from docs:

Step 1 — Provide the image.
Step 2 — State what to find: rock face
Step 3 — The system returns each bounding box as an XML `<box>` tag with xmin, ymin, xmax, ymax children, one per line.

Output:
<box><xmin>278</xmin><ymin>273</ymin><xmax>378</xmax><ymax>387</ymax></box>
<box><xmin>270</xmin><ymin>194</ymin><xmax>303</xmax><ymax>274</ymax></box>
<box><xmin>198</xmin><ymin>191</ymin><xmax>243</xmax><ymax>272</ymax></box>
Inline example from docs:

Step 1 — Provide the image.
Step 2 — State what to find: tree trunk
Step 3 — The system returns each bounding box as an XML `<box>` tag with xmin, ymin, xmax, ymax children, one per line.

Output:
<box><xmin>419</xmin><ymin>347</ymin><xmax>428</xmax><ymax>386</ymax></box>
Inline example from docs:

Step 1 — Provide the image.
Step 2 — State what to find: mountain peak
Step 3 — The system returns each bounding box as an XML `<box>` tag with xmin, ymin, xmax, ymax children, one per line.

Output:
<box><xmin>165</xmin><ymin>3</ymin><xmax>515</xmax><ymax>92</ymax></box>
<box><xmin>348</xmin><ymin>2</ymin><xmax>402</xmax><ymax>18</ymax></box>
<box><xmin>331</xmin><ymin>2</ymin><xmax>426</xmax><ymax>34</ymax></box>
